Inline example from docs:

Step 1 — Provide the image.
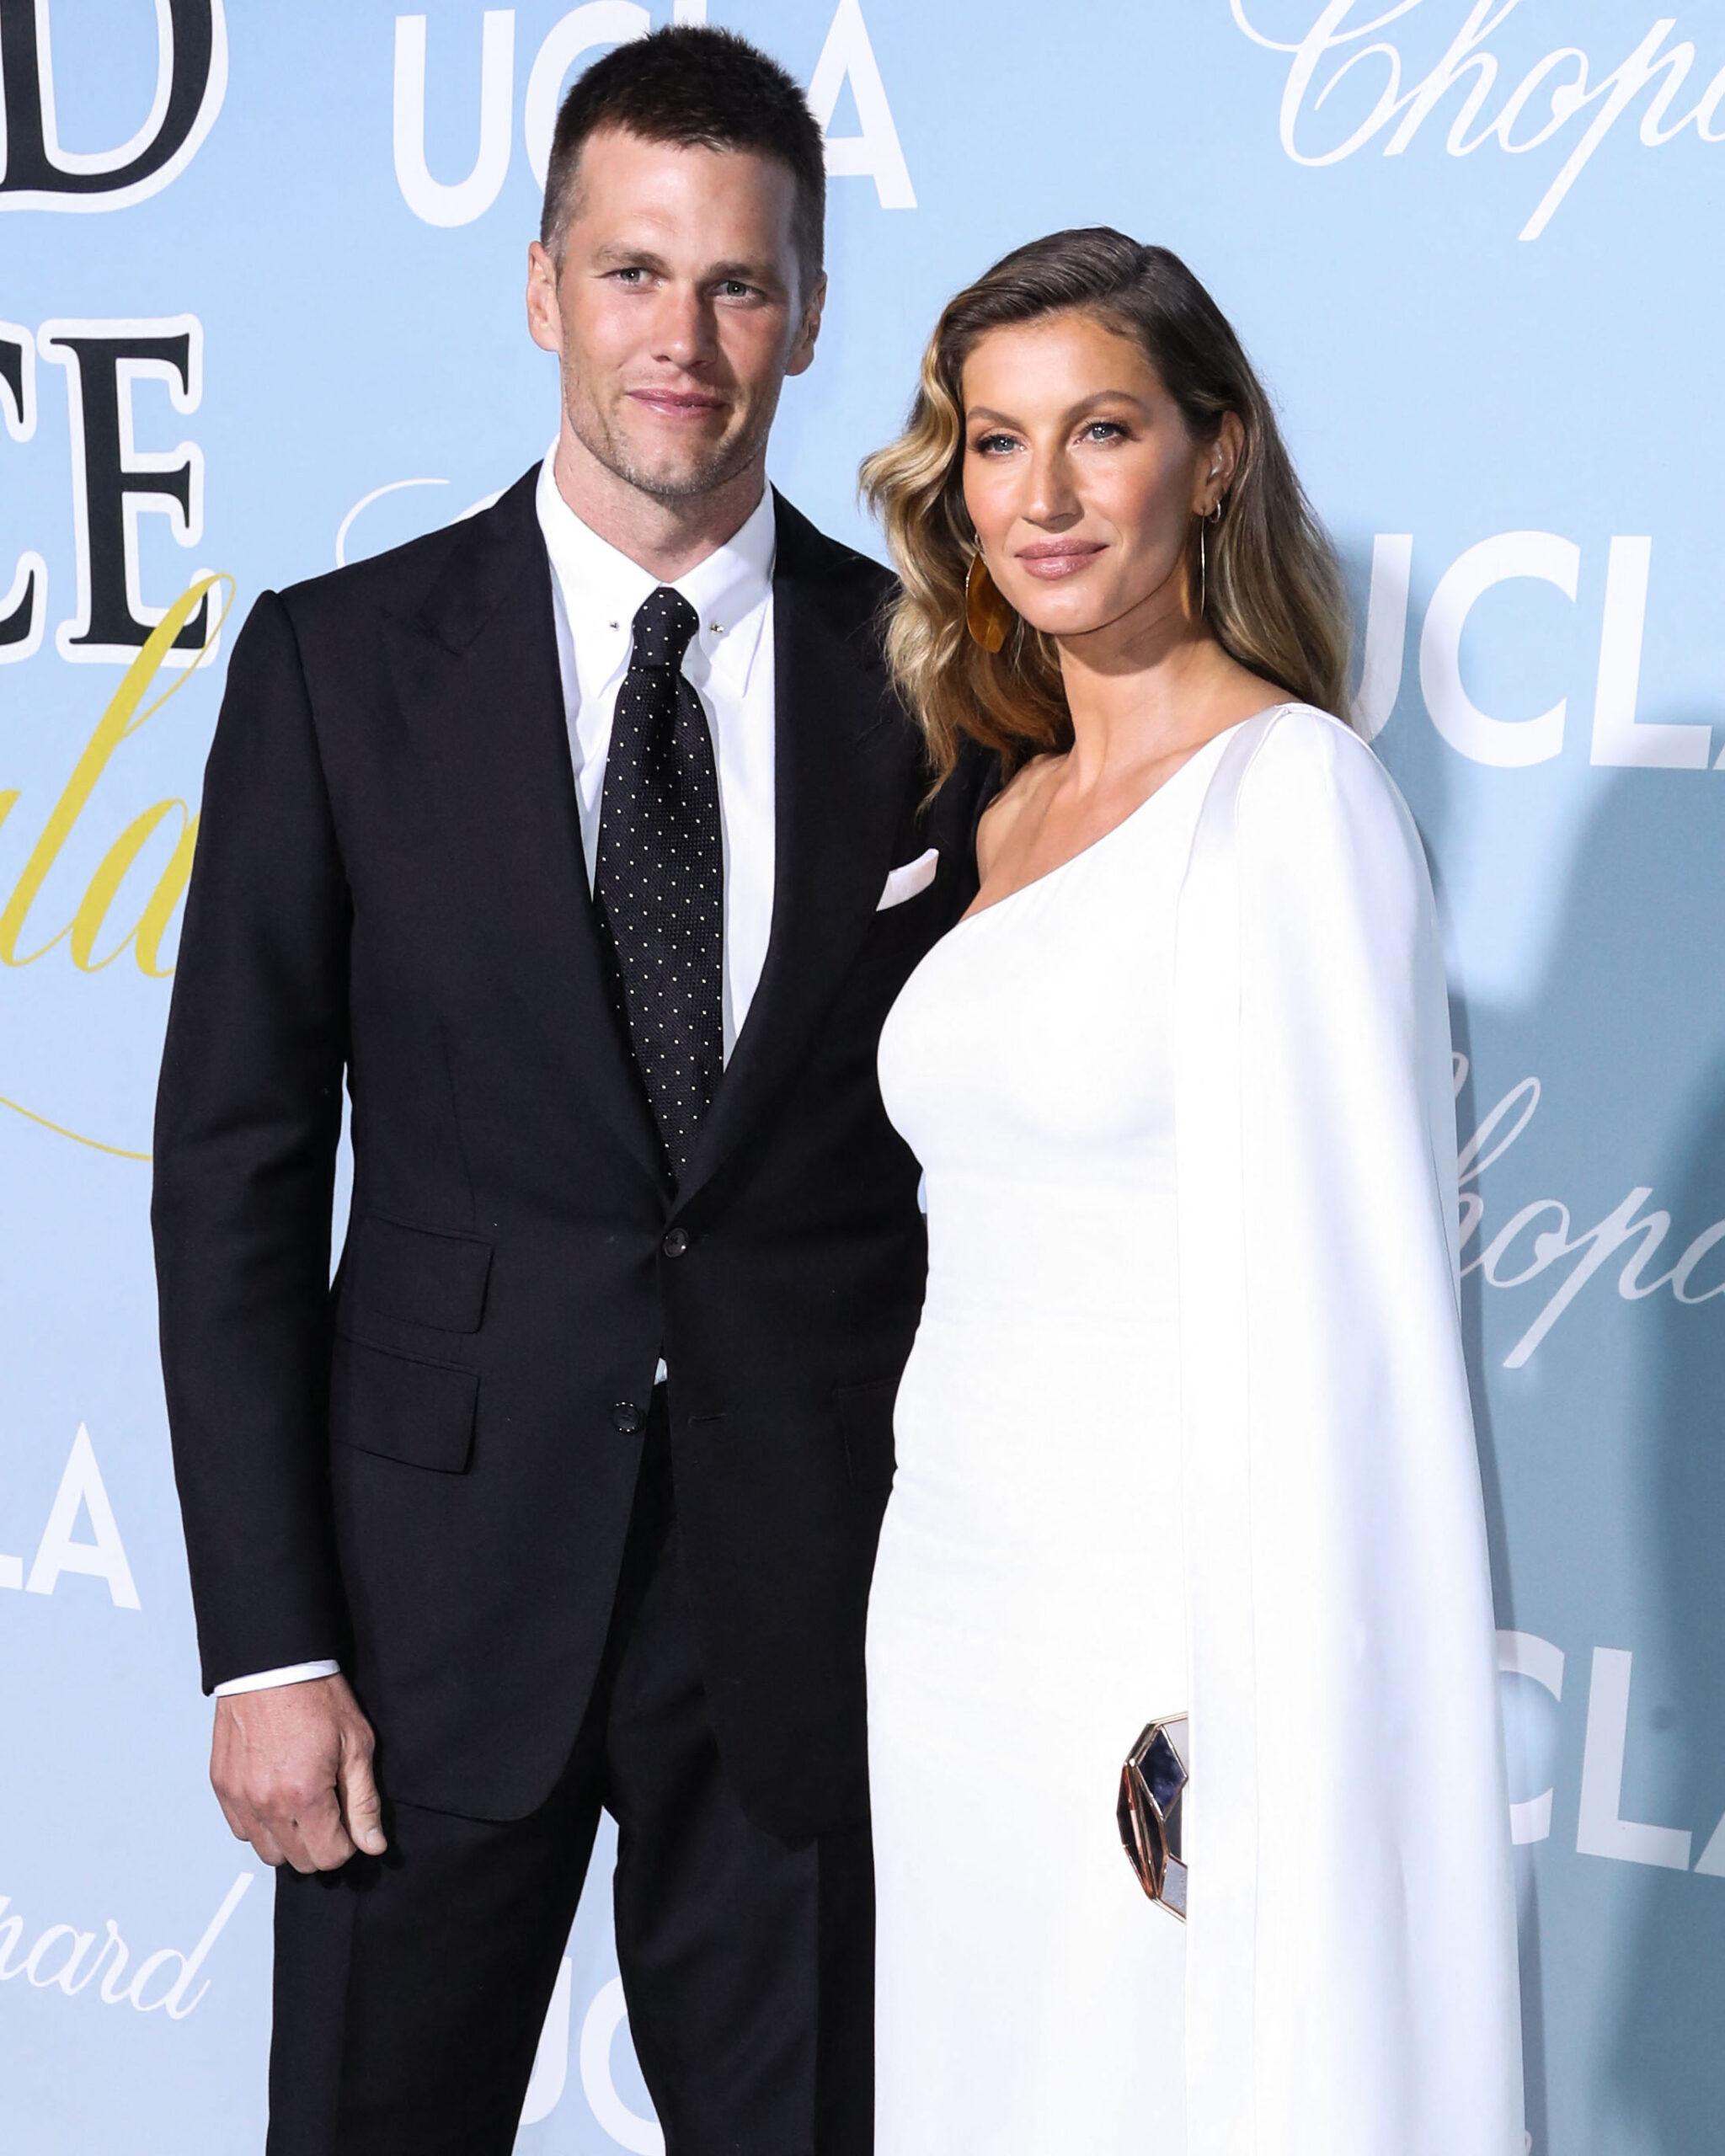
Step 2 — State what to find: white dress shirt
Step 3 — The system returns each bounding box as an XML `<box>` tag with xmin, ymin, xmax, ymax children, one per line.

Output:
<box><xmin>214</xmin><ymin>451</ymin><xmax>779</xmax><ymax>1698</ymax></box>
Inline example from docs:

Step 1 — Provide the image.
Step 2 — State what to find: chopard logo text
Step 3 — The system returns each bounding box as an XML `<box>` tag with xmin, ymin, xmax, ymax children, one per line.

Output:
<box><xmin>1231</xmin><ymin>1</ymin><xmax>1725</xmax><ymax>239</ymax></box>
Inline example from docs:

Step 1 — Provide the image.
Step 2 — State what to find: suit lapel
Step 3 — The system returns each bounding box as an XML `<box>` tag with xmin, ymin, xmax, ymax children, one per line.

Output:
<box><xmin>384</xmin><ymin>474</ymin><xmax>912</xmax><ymax>1212</ymax></box>
<box><xmin>382</xmin><ymin>467</ymin><xmax>665</xmax><ymax>1190</ymax></box>
<box><xmin>674</xmin><ymin>492</ymin><xmax>914</xmax><ymax>1216</ymax></box>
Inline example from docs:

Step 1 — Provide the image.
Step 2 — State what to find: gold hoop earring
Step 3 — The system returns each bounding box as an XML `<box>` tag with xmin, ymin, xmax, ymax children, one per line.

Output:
<box><xmin>1198</xmin><ymin>498</ymin><xmax>1223</xmax><ymax>617</ymax></box>
<box><xmin>965</xmin><ymin>542</ymin><xmax>1013</xmax><ymax>654</ymax></box>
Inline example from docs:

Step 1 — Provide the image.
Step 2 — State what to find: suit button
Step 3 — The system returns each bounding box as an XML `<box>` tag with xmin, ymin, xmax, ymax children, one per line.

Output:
<box><xmin>662</xmin><ymin>1227</ymin><xmax>690</xmax><ymax>1258</ymax></box>
<box><xmin>611</xmin><ymin>1401</ymin><xmax>644</xmax><ymax>1435</ymax></box>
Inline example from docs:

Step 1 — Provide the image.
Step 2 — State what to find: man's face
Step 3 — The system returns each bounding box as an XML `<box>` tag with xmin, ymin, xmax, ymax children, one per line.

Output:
<box><xmin>527</xmin><ymin>125</ymin><xmax>824</xmax><ymax>503</ymax></box>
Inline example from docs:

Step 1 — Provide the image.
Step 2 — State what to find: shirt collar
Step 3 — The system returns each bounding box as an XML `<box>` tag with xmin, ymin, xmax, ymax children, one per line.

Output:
<box><xmin>535</xmin><ymin>444</ymin><xmax>774</xmax><ymax>700</ymax></box>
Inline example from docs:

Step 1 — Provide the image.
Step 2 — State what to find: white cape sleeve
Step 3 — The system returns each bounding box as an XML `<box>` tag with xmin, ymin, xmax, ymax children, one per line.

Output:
<box><xmin>1172</xmin><ymin>706</ymin><xmax>1524</xmax><ymax>2154</ymax></box>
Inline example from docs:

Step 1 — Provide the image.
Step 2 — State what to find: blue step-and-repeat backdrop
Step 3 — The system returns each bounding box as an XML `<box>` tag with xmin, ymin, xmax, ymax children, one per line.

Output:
<box><xmin>3</xmin><ymin>3</ymin><xmax>1723</xmax><ymax>2150</ymax></box>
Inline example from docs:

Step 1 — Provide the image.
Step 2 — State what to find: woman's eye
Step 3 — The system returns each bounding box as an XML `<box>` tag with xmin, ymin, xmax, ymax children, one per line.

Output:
<box><xmin>1081</xmin><ymin>419</ymin><xmax>1126</xmax><ymax>443</ymax></box>
<box><xmin>971</xmin><ymin>433</ymin><xmax>1017</xmax><ymax>456</ymax></box>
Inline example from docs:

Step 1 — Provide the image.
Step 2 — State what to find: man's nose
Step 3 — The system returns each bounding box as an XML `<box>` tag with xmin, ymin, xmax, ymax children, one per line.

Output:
<box><xmin>651</xmin><ymin>283</ymin><xmax>717</xmax><ymax>370</ymax></box>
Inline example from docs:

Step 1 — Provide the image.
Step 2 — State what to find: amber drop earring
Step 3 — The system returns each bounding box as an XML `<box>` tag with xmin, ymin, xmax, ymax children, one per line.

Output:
<box><xmin>965</xmin><ymin>542</ymin><xmax>1013</xmax><ymax>654</ymax></box>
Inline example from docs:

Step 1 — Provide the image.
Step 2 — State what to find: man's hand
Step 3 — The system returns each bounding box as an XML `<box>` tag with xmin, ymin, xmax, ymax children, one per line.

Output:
<box><xmin>211</xmin><ymin>1673</ymin><xmax>387</xmax><ymax>1871</ymax></box>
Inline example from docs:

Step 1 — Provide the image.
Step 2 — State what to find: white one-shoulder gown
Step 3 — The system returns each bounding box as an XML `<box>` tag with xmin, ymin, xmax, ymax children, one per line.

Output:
<box><xmin>868</xmin><ymin>705</ymin><xmax>1524</xmax><ymax>2156</ymax></box>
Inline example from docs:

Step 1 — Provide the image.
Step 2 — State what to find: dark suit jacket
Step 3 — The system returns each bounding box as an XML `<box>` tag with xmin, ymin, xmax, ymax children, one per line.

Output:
<box><xmin>151</xmin><ymin>465</ymin><xmax>986</xmax><ymax>1840</ymax></box>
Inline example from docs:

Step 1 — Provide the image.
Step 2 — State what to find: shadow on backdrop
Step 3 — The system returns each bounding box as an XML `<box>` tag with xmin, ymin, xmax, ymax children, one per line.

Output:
<box><xmin>1337</xmin><ymin>532</ymin><xmax>1725</xmax><ymax>2152</ymax></box>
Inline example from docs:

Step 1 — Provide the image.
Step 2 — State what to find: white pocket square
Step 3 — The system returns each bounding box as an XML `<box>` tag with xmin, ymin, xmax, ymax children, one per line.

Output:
<box><xmin>877</xmin><ymin>847</ymin><xmax>940</xmax><ymax>911</ymax></box>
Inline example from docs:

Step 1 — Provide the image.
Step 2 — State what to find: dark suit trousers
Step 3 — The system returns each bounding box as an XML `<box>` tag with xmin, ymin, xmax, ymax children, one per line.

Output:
<box><xmin>265</xmin><ymin>1394</ymin><xmax>874</xmax><ymax>2156</ymax></box>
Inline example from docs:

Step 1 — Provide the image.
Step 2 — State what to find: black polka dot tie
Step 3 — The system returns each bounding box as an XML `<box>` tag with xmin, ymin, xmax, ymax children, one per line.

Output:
<box><xmin>593</xmin><ymin>585</ymin><xmax>724</xmax><ymax>1185</ymax></box>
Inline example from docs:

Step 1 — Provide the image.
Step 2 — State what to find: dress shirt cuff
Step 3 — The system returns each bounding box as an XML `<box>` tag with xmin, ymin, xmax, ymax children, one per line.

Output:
<box><xmin>213</xmin><ymin>1660</ymin><xmax>341</xmax><ymax>1697</ymax></box>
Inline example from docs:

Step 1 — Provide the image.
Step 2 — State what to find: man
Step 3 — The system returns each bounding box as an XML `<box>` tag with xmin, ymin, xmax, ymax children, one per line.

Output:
<box><xmin>152</xmin><ymin>26</ymin><xmax>981</xmax><ymax>2154</ymax></box>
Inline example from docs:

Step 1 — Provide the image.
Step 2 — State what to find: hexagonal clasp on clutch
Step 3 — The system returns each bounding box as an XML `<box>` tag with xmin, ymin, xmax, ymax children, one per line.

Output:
<box><xmin>1117</xmin><ymin>1713</ymin><xmax>1188</xmax><ymax>1921</ymax></box>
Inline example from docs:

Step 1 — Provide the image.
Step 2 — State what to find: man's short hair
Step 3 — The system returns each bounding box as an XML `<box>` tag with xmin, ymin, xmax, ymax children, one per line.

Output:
<box><xmin>540</xmin><ymin>25</ymin><xmax>826</xmax><ymax>294</ymax></box>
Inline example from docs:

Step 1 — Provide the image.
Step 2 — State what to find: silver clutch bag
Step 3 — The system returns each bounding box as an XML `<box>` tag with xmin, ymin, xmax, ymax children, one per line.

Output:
<box><xmin>1117</xmin><ymin>1714</ymin><xmax>1188</xmax><ymax>1920</ymax></box>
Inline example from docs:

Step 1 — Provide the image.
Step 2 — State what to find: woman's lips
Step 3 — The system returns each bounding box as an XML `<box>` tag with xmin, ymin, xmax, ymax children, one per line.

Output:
<box><xmin>1015</xmin><ymin>545</ymin><xmax>1104</xmax><ymax>580</ymax></box>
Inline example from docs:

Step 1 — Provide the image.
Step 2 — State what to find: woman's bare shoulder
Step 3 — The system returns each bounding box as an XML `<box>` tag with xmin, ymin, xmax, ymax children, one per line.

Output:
<box><xmin>975</xmin><ymin>753</ymin><xmax>1060</xmax><ymax>881</ymax></box>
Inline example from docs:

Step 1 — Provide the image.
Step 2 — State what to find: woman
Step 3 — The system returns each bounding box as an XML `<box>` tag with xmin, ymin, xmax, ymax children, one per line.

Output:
<box><xmin>858</xmin><ymin>231</ymin><xmax>1523</xmax><ymax>2154</ymax></box>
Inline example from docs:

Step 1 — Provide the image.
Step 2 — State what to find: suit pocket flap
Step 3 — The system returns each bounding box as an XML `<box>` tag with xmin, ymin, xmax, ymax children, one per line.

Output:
<box><xmin>330</xmin><ymin>1335</ymin><xmax>478</xmax><ymax>1473</ymax></box>
<box><xmin>348</xmin><ymin>1213</ymin><xmax>493</xmax><ymax>1333</ymax></box>
<box><xmin>832</xmin><ymin>1376</ymin><xmax>899</xmax><ymax>1489</ymax></box>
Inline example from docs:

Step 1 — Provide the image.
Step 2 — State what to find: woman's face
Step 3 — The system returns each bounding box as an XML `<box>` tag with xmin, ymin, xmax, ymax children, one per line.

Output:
<box><xmin>959</xmin><ymin>309</ymin><xmax>1226</xmax><ymax>643</ymax></box>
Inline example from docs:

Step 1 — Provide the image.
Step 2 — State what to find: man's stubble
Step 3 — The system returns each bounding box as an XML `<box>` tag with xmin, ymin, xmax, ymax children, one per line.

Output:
<box><xmin>561</xmin><ymin>365</ymin><xmax>783</xmax><ymax>507</ymax></box>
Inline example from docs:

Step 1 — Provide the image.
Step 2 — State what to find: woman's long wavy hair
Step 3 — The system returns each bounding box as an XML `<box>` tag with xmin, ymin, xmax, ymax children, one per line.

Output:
<box><xmin>859</xmin><ymin>228</ymin><xmax>1354</xmax><ymax>790</ymax></box>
